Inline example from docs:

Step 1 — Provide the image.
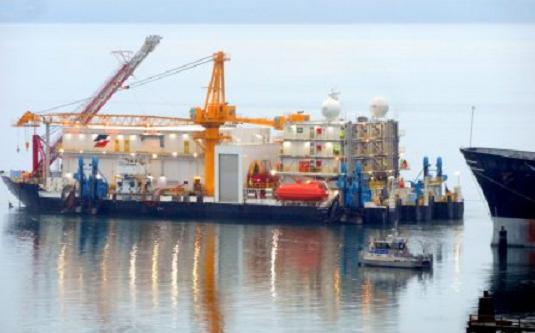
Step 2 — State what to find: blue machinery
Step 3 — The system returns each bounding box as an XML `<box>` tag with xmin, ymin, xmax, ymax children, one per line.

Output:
<box><xmin>337</xmin><ymin>162</ymin><xmax>371</xmax><ymax>211</ymax></box>
<box><xmin>338</xmin><ymin>157</ymin><xmax>446</xmax><ymax>210</ymax></box>
<box><xmin>413</xmin><ymin>156</ymin><xmax>446</xmax><ymax>192</ymax></box>
<box><xmin>75</xmin><ymin>156</ymin><xmax>108</xmax><ymax>208</ymax></box>
<box><xmin>422</xmin><ymin>156</ymin><xmax>444</xmax><ymax>179</ymax></box>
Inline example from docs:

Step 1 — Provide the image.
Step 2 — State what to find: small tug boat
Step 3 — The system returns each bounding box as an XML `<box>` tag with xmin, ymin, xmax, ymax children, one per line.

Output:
<box><xmin>359</xmin><ymin>235</ymin><xmax>433</xmax><ymax>269</ymax></box>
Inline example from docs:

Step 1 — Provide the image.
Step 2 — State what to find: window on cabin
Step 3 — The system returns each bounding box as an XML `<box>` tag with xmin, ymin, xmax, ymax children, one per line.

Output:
<box><xmin>184</xmin><ymin>140</ymin><xmax>190</xmax><ymax>154</ymax></box>
<box><xmin>333</xmin><ymin>144</ymin><xmax>340</xmax><ymax>156</ymax></box>
<box><xmin>114</xmin><ymin>139</ymin><xmax>120</xmax><ymax>152</ymax></box>
<box><xmin>124</xmin><ymin>139</ymin><xmax>130</xmax><ymax>153</ymax></box>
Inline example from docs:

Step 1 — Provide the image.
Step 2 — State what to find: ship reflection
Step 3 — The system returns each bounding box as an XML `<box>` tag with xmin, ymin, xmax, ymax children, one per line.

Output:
<box><xmin>489</xmin><ymin>247</ymin><xmax>535</xmax><ymax>315</ymax></box>
<box><xmin>3</xmin><ymin>213</ymin><xmax>453</xmax><ymax>331</ymax></box>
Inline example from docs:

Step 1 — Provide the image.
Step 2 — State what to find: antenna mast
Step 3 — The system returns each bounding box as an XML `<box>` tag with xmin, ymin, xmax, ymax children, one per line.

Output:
<box><xmin>469</xmin><ymin>105</ymin><xmax>475</xmax><ymax>147</ymax></box>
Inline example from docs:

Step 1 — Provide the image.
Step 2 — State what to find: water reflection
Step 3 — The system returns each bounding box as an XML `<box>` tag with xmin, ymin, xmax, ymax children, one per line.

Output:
<box><xmin>270</xmin><ymin>228</ymin><xmax>280</xmax><ymax>299</ymax></box>
<box><xmin>490</xmin><ymin>247</ymin><xmax>535</xmax><ymax>316</ymax></box>
<box><xmin>2</xmin><ymin>212</ymin><xmax>529</xmax><ymax>332</ymax></box>
<box><xmin>172</xmin><ymin>242</ymin><xmax>179</xmax><ymax>310</ymax></box>
<box><xmin>129</xmin><ymin>243</ymin><xmax>137</xmax><ymax>305</ymax></box>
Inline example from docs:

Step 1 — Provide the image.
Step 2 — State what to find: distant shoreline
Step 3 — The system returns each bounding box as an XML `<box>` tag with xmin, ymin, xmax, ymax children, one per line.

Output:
<box><xmin>1</xmin><ymin>21</ymin><xmax>535</xmax><ymax>25</ymax></box>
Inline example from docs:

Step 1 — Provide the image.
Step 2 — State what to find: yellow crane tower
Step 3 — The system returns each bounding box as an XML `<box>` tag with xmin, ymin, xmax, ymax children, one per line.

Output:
<box><xmin>191</xmin><ymin>51</ymin><xmax>304</xmax><ymax>196</ymax></box>
<box><xmin>191</xmin><ymin>52</ymin><xmax>236</xmax><ymax>197</ymax></box>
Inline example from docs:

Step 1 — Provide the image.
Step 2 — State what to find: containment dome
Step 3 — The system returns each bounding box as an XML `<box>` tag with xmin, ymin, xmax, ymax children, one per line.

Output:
<box><xmin>369</xmin><ymin>97</ymin><xmax>389</xmax><ymax>118</ymax></box>
<box><xmin>321</xmin><ymin>91</ymin><xmax>341</xmax><ymax>121</ymax></box>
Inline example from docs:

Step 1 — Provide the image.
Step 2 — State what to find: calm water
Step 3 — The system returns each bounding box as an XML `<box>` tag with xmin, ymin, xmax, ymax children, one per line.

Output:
<box><xmin>1</xmin><ymin>204</ymin><xmax>535</xmax><ymax>332</ymax></box>
<box><xmin>1</xmin><ymin>24</ymin><xmax>535</xmax><ymax>332</ymax></box>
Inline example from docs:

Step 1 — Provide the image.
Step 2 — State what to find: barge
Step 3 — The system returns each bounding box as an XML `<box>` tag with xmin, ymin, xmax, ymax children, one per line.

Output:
<box><xmin>2</xmin><ymin>36</ymin><xmax>463</xmax><ymax>224</ymax></box>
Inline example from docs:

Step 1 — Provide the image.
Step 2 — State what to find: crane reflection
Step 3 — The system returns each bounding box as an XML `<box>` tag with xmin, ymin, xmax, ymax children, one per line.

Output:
<box><xmin>3</xmin><ymin>213</ymin><xmax>455</xmax><ymax>332</ymax></box>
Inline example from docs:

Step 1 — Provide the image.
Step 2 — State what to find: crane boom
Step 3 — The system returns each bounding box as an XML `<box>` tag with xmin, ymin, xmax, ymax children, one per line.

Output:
<box><xmin>15</xmin><ymin>112</ymin><xmax>193</xmax><ymax>128</ymax></box>
<box><xmin>234</xmin><ymin>116</ymin><xmax>285</xmax><ymax>130</ymax></box>
<box><xmin>78</xmin><ymin>35</ymin><xmax>161</xmax><ymax>124</ymax></box>
<box><xmin>19</xmin><ymin>35</ymin><xmax>161</xmax><ymax>178</ymax></box>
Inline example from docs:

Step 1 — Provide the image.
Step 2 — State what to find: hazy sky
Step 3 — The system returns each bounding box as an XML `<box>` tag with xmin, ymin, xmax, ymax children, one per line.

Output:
<box><xmin>1</xmin><ymin>0</ymin><xmax>534</xmax><ymax>23</ymax></box>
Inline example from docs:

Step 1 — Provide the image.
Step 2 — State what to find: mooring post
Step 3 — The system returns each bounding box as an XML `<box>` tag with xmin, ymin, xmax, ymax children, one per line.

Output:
<box><xmin>498</xmin><ymin>226</ymin><xmax>508</xmax><ymax>252</ymax></box>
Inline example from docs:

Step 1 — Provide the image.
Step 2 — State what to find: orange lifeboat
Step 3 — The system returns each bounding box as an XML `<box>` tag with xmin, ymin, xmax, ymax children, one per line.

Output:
<box><xmin>275</xmin><ymin>181</ymin><xmax>329</xmax><ymax>202</ymax></box>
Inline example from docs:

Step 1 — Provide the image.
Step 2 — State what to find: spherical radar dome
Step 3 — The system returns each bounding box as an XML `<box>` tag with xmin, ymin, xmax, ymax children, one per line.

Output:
<box><xmin>369</xmin><ymin>96</ymin><xmax>389</xmax><ymax>118</ymax></box>
<box><xmin>321</xmin><ymin>92</ymin><xmax>341</xmax><ymax>121</ymax></box>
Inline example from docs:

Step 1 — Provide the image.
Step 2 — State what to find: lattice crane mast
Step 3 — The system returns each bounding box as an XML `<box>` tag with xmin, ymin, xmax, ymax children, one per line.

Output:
<box><xmin>17</xmin><ymin>35</ymin><xmax>161</xmax><ymax>179</ymax></box>
<box><xmin>77</xmin><ymin>35</ymin><xmax>161</xmax><ymax>125</ymax></box>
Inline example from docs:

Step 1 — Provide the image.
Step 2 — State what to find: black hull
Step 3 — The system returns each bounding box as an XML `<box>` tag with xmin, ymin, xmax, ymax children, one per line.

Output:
<box><xmin>2</xmin><ymin>176</ymin><xmax>464</xmax><ymax>224</ymax></box>
<box><xmin>2</xmin><ymin>176</ymin><xmax>42</xmax><ymax>210</ymax></box>
<box><xmin>460</xmin><ymin>147</ymin><xmax>535</xmax><ymax>219</ymax></box>
<box><xmin>362</xmin><ymin>201</ymin><xmax>464</xmax><ymax>224</ymax></box>
<box><xmin>2</xmin><ymin>175</ymin><xmax>463</xmax><ymax>224</ymax></box>
<box><xmin>2</xmin><ymin>176</ymin><xmax>339</xmax><ymax>223</ymax></box>
<box><xmin>461</xmin><ymin>147</ymin><xmax>535</xmax><ymax>247</ymax></box>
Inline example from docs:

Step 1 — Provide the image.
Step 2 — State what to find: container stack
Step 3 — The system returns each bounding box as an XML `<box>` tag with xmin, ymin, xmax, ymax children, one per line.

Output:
<box><xmin>278</xmin><ymin>120</ymin><xmax>346</xmax><ymax>177</ymax></box>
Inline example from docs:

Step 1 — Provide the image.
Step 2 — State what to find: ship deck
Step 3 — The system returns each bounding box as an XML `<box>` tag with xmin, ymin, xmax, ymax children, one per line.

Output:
<box><xmin>461</xmin><ymin>147</ymin><xmax>535</xmax><ymax>161</ymax></box>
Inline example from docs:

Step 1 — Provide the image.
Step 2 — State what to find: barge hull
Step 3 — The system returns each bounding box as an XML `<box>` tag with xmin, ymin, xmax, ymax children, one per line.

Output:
<box><xmin>362</xmin><ymin>201</ymin><xmax>464</xmax><ymax>224</ymax></box>
<box><xmin>2</xmin><ymin>176</ymin><xmax>462</xmax><ymax>224</ymax></box>
<box><xmin>2</xmin><ymin>176</ymin><xmax>338</xmax><ymax>223</ymax></box>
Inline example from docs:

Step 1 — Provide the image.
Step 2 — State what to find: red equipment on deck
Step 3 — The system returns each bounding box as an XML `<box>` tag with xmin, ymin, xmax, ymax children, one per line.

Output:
<box><xmin>247</xmin><ymin>160</ymin><xmax>277</xmax><ymax>189</ymax></box>
<box><xmin>275</xmin><ymin>181</ymin><xmax>329</xmax><ymax>202</ymax></box>
<box><xmin>32</xmin><ymin>135</ymin><xmax>44</xmax><ymax>175</ymax></box>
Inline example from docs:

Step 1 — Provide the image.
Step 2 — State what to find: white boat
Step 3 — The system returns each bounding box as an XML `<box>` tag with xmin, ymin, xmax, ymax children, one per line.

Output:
<box><xmin>359</xmin><ymin>235</ymin><xmax>433</xmax><ymax>269</ymax></box>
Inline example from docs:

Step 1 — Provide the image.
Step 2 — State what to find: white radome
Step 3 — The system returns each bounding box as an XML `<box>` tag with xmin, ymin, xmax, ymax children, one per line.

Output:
<box><xmin>321</xmin><ymin>91</ymin><xmax>341</xmax><ymax>121</ymax></box>
<box><xmin>369</xmin><ymin>97</ymin><xmax>389</xmax><ymax>118</ymax></box>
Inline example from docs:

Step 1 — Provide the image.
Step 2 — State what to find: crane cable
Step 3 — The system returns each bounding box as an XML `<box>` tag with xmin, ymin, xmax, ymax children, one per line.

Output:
<box><xmin>32</xmin><ymin>54</ymin><xmax>214</xmax><ymax>114</ymax></box>
<box><xmin>123</xmin><ymin>55</ymin><xmax>213</xmax><ymax>89</ymax></box>
<box><xmin>35</xmin><ymin>97</ymin><xmax>92</xmax><ymax>114</ymax></box>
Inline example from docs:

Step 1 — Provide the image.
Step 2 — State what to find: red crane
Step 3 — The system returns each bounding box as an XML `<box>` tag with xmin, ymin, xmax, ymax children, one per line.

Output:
<box><xmin>18</xmin><ymin>35</ymin><xmax>161</xmax><ymax>179</ymax></box>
